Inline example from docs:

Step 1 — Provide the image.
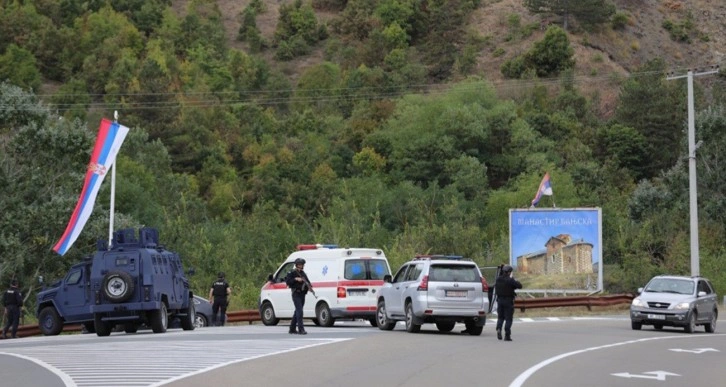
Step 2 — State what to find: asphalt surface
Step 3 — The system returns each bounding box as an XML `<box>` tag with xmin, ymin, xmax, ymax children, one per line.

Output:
<box><xmin>1</xmin><ymin>316</ymin><xmax>725</xmax><ymax>387</ymax></box>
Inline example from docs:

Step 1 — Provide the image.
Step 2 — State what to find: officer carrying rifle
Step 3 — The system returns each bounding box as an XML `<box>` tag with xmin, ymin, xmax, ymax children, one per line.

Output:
<box><xmin>285</xmin><ymin>258</ymin><xmax>313</xmax><ymax>334</ymax></box>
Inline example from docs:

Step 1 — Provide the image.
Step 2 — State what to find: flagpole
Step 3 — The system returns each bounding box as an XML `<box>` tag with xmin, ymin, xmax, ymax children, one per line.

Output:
<box><xmin>108</xmin><ymin>111</ymin><xmax>118</xmax><ymax>250</ymax></box>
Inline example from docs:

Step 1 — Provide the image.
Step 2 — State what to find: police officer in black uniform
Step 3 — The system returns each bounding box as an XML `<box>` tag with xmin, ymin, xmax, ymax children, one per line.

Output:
<box><xmin>494</xmin><ymin>265</ymin><xmax>522</xmax><ymax>341</ymax></box>
<box><xmin>285</xmin><ymin>258</ymin><xmax>311</xmax><ymax>335</ymax></box>
<box><xmin>208</xmin><ymin>272</ymin><xmax>231</xmax><ymax>326</ymax></box>
<box><xmin>2</xmin><ymin>279</ymin><xmax>23</xmax><ymax>339</ymax></box>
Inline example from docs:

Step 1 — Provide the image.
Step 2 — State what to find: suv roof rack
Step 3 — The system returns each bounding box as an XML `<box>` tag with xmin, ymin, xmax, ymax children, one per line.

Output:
<box><xmin>414</xmin><ymin>254</ymin><xmax>466</xmax><ymax>260</ymax></box>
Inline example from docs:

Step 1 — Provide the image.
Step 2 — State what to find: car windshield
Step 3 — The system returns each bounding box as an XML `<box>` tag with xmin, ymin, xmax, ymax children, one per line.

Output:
<box><xmin>644</xmin><ymin>278</ymin><xmax>694</xmax><ymax>295</ymax></box>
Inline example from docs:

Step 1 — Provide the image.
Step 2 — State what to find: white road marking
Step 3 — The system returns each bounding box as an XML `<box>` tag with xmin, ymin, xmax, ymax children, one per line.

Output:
<box><xmin>4</xmin><ymin>337</ymin><xmax>351</xmax><ymax>387</ymax></box>
<box><xmin>509</xmin><ymin>333</ymin><xmax>726</xmax><ymax>387</ymax></box>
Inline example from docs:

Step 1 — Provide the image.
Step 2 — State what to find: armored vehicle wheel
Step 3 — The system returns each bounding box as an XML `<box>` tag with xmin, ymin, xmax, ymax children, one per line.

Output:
<box><xmin>39</xmin><ymin>307</ymin><xmax>63</xmax><ymax>336</ymax></box>
<box><xmin>180</xmin><ymin>300</ymin><xmax>195</xmax><ymax>331</ymax></box>
<box><xmin>260</xmin><ymin>302</ymin><xmax>280</xmax><ymax>326</ymax></box>
<box><xmin>436</xmin><ymin>322</ymin><xmax>456</xmax><ymax>332</ymax></box>
<box><xmin>102</xmin><ymin>271</ymin><xmax>135</xmax><ymax>303</ymax></box>
<box><xmin>124</xmin><ymin>323</ymin><xmax>138</xmax><ymax>333</ymax></box>
<box><xmin>149</xmin><ymin>303</ymin><xmax>168</xmax><ymax>333</ymax></box>
<box><xmin>83</xmin><ymin>322</ymin><xmax>96</xmax><ymax>334</ymax></box>
<box><xmin>316</xmin><ymin>302</ymin><xmax>335</xmax><ymax>327</ymax></box>
<box><xmin>94</xmin><ymin>314</ymin><xmax>112</xmax><ymax>337</ymax></box>
<box><xmin>376</xmin><ymin>300</ymin><xmax>396</xmax><ymax>331</ymax></box>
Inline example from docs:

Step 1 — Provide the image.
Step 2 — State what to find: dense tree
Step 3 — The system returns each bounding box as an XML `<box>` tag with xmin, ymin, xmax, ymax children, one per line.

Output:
<box><xmin>615</xmin><ymin>59</ymin><xmax>686</xmax><ymax>178</ymax></box>
<box><xmin>523</xmin><ymin>0</ymin><xmax>616</xmax><ymax>31</ymax></box>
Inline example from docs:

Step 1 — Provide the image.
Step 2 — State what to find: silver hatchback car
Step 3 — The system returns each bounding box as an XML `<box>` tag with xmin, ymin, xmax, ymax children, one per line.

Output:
<box><xmin>376</xmin><ymin>255</ymin><xmax>489</xmax><ymax>335</ymax></box>
<box><xmin>630</xmin><ymin>275</ymin><xmax>718</xmax><ymax>333</ymax></box>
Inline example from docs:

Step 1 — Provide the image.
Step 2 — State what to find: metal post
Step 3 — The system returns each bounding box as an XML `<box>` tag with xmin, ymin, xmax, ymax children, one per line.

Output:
<box><xmin>666</xmin><ymin>66</ymin><xmax>719</xmax><ymax>277</ymax></box>
<box><xmin>686</xmin><ymin>71</ymin><xmax>699</xmax><ymax>277</ymax></box>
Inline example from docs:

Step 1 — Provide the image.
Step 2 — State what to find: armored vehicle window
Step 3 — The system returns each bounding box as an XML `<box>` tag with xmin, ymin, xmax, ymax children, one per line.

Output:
<box><xmin>66</xmin><ymin>269</ymin><xmax>82</xmax><ymax>285</ymax></box>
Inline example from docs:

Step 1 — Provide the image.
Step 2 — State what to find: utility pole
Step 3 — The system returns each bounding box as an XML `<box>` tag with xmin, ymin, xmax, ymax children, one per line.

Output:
<box><xmin>666</xmin><ymin>65</ymin><xmax>719</xmax><ymax>277</ymax></box>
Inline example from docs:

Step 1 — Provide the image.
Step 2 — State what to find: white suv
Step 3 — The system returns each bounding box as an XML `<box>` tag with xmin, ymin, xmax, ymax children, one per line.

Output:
<box><xmin>376</xmin><ymin>255</ymin><xmax>489</xmax><ymax>335</ymax></box>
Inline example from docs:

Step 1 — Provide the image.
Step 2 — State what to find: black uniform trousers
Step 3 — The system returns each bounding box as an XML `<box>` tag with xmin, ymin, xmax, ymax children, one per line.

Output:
<box><xmin>496</xmin><ymin>296</ymin><xmax>515</xmax><ymax>334</ymax></box>
<box><xmin>289</xmin><ymin>291</ymin><xmax>306</xmax><ymax>332</ymax></box>
<box><xmin>3</xmin><ymin>304</ymin><xmax>20</xmax><ymax>338</ymax></box>
<box><xmin>212</xmin><ymin>296</ymin><xmax>228</xmax><ymax>326</ymax></box>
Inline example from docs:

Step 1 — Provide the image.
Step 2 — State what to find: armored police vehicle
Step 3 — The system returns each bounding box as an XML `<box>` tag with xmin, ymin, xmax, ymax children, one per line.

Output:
<box><xmin>36</xmin><ymin>227</ymin><xmax>196</xmax><ymax>336</ymax></box>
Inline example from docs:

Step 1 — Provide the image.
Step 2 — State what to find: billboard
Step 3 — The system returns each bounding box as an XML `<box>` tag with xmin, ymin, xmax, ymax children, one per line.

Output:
<box><xmin>509</xmin><ymin>208</ymin><xmax>602</xmax><ymax>293</ymax></box>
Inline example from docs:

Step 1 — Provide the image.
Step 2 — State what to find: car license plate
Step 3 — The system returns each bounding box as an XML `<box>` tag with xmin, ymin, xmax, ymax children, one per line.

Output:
<box><xmin>446</xmin><ymin>290</ymin><xmax>467</xmax><ymax>297</ymax></box>
<box><xmin>348</xmin><ymin>290</ymin><xmax>367</xmax><ymax>296</ymax></box>
<box><xmin>647</xmin><ymin>314</ymin><xmax>666</xmax><ymax>320</ymax></box>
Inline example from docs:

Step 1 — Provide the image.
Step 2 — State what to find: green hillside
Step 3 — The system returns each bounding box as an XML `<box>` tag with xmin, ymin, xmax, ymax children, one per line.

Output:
<box><xmin>0</xmin><ymin>0</ymin><xmax>724</xmax><ymax>311</ymax></box>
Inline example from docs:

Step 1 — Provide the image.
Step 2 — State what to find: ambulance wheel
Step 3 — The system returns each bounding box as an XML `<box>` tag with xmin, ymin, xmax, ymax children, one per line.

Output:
<box><xmin>316</xmin><ymin>303</ymin><xmax>335</xmax><ymax>327</ymax></box>
<box><xmin>369</xmin><ymin>318</ymin><xmax>378</xmax><ymax>327</ymax></box>
<box><xmin>260</xmin><ymin>302</ymin><xmax>279</xmax><ymax>326</ymax></box>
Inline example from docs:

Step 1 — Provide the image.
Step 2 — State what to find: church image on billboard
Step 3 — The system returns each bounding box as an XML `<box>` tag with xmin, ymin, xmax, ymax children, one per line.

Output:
<box><xmin>509</xmin><ymin>208</ymin><xmax>602</xmax><ymax>292</ymax></box>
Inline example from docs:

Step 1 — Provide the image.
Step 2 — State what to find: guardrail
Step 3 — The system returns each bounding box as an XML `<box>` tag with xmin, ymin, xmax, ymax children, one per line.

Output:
<box><xmin>514</xmin><ymin>293</ymin><xmax>634</xmax><ymax>312</ymax></box>
<box><xmin>2</xmin><ymin>294</ymin><xmax>634</xmax><ymax>339</ymax></box>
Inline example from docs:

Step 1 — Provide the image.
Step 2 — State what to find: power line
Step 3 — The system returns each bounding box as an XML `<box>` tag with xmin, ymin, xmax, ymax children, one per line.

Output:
<box><xmin>1</xmin><ymin>64</ymin><xmax>721</xmax><ymax>112</ymax></box>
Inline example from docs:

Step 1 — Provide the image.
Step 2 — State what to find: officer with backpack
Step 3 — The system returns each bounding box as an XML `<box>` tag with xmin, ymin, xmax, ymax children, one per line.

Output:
<box><xmin>208</xmin><ymin>272</ymin><xmax>231</xmax><ymax>326</ymax></box>
<box><xmin>285</xmin><ymin>258</ymin><xmax>312</xmax><ymax>335</ymax></box>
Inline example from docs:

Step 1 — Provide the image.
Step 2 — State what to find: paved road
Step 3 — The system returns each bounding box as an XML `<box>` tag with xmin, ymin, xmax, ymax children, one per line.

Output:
<box><xmin>1</xmin><ymin>316</ymin><xmax>725</xmax><ymax>387</ymax></box>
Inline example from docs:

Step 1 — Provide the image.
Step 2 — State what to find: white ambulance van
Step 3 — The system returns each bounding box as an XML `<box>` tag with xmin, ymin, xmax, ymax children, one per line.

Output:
<box><xmin>259</xmin><ymin>244</ymin><xmax>391</xmax><ymax>327</ymax></box>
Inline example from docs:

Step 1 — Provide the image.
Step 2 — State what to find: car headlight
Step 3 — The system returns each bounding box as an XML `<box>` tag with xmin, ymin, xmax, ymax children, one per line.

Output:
<box><xmin>631</xmin><ymin>298</ymin><xmax>645</xmax><ymax>307</ymax></box>
<box><xmin>673</xmin><ymin>302</ymin><xmax>691</xmax><ymax>310</ymax></box>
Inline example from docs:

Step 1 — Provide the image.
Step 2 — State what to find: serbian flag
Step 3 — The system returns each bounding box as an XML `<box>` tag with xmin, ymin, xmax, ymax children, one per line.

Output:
<box><xmin>53</xmin><ymin>119</ymin><xmax>129</xmax><ymax>255</ymax></box>
<box><xmin>530</xmin><ymin>172</ymin><xmax>553</xmax><ymax>207</ymax></box>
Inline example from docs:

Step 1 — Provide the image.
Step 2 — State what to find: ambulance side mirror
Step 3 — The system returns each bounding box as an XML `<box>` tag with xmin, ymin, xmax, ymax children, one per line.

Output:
<box><xmin>383</xmin><ymin>274</ymin><xmax>392</xmax><ymax>283</ymax></box>
<box><xmin>267</xmin><ymin>274</ymin><xmax>274</xmax><ymax>283</ymax></box>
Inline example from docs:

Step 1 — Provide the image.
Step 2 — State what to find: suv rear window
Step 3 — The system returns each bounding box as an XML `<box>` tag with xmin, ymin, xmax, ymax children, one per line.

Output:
<box><xmin>429</xmin><ymin>264</ymin><xmax>480</xmax><ymax>282</ymax></box>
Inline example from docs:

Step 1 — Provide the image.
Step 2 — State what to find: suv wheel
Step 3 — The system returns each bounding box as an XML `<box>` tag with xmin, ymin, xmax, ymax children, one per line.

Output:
<box><xmin>194</xmin><ymin>313</ymin><xmax>208</xmax><ymax>328</ymax></box>
<box><xmin>150</xmin><ymin>303</ymin><xmax>168</xmax><ymax>333</ymax></box>
<box><xmin>631</xmin><ymin>321</ymin><xmax>642</xmax><ymax>330</ymax></box>
<box><xmin>435</xmin><ymin>322</ymin><xmax>456</xmax><ymax>332</ymax></box>
<box><xmin>180</xmin><ymin>300</ymin><xmax>196</xmax><ymax>331</ymax></box>
<box><xmin>316</xmin><ymin>302</ymin><xmax>335</xmax><ymax>327</ymax></box>
<box><xmin>405</xmin><ymin>302</ymin><xmax>421</xmax><ymax>333</ymax></box>
<box><xmin>102</xmin><ymin>271</ymin><xmax>135</xmax><ymax>303</ymax></box>
<box><xmin>464</xmin><ymin>321</ymin><xmax>483</xmax><ymax>336</ymax></box>
<box><xmin>260</xmin><ymin>302</ymin><xmax>280</xmax><ymax>326</ymax></box>
<box><xmin>376</xmin><ymin>300</ymin><xmax>396</xmax><ymax>331</ymax></box>
<box><xmin>39</xmin><ymin>307</ymin><xmax>63</xmax><ymax>336</ymax></box>
<box><xmin>705</xmin><ymin>310</ymin><xmax>717</xmax><ymax>333</ymax></box>
<box><xmin>684</xmin><ymin>312</ymin><xmax>696</xmax><ymax>333</ymax></box>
